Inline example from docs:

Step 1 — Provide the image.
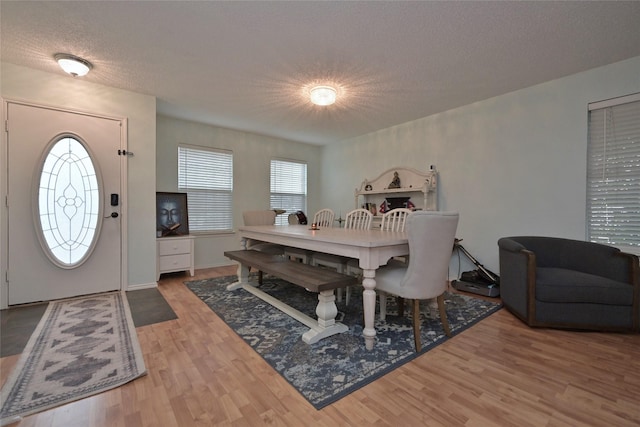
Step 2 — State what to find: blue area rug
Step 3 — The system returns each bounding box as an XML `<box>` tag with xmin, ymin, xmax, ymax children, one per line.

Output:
<box><xmin>186</xmin><ymin>275</ymin><xmax>501</xmax><ymax>409</ymax></box>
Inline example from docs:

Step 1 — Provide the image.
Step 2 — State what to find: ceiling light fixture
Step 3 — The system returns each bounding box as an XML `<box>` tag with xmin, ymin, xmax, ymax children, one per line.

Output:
<box><xmin>54</xmin><ymin>53</ymin><xmax>93</xmax><ymax>77</ymax></box>
<box><xmin>309</xmin><ymin>86</ymin><xmax>337</xmax><ymax>106</ymax></box>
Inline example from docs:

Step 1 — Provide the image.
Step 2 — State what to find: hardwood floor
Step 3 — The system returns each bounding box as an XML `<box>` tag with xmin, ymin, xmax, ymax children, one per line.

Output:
<box><xmin>2</xmin><ymin>266</ymin><xmax>639</xmax><ymax>426</ymax></box>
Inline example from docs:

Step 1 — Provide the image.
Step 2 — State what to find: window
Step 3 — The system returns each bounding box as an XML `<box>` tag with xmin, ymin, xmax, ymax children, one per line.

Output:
<box><xmin>270</xmin><ymin>159</ymin><xmax>307</xmax><ymax>225</ymax></box>
<box><xmin>587</xmin><ymin>93</ymin><xmax>640</xmax><ymax>249</ymax></box>
<box><xmin>36</xmin><ymin>136</ymin><xmax>100</xmax><ymax>267</ymax></box>
<box><xmin>178</xmin><ymin>145</ymin><xmax>233</xmax><ymax>232</ymax></box>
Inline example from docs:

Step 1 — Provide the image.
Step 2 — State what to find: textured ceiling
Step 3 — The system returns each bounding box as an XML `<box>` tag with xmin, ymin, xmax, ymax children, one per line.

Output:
<box><xmin>2</xmin><ymin>1</ymin><xmax>640</xmax><ymax>145</ymax></box>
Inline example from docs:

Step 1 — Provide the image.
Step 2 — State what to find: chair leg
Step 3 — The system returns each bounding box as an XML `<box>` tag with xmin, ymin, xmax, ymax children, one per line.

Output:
<box><xmin>412</xmin><ymin>299</ymin><xmax>421</xmax><ymax>352</ymax></box>
<box><xmin>379</xmin><ymin>291</ymin><xmax>387</xmax><ymax>320</ymax></box>
<box><xmin>259</xmin><ymin>270</ymin><xmax>263</xmax><ymax>285</ymax></box>
<box><xmin>437</xmin><ymin>294</ymin><xmax>451</xmax><ymax>337</ymax></box>
<box><xmin>397</xmin><ymin>297</ymin><xmax>405</xmax><ymax>317</ymax></box>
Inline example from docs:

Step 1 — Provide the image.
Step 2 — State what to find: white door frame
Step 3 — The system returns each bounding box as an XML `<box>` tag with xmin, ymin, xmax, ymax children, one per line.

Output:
<box><xmin>0</xmin><ymin>98</ymin><xmax>129</xmax><ymax>309</ymax></box>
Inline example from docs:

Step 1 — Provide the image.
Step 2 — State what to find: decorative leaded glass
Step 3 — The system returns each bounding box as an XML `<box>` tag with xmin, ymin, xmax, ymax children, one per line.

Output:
<box><xmin>36</xmin><ymin>136</ymin><xmax>101</xmax><ymax>267</ymax></box>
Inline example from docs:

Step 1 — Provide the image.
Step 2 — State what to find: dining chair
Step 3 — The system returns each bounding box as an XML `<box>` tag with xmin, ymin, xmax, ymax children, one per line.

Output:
<box><xmin>380</xmin><ymin>208</ymin><xmax>412</xmax><ymax>232</ymax></box>
<box><xmin>284</xmin><ymin>209</ymin><xmax>336</xmax><ymax>264</ymax></box>
<box><xmin>242</xmin><ymin>210</ymin><xmax>285</xmax><ymax>284</ymax></box>
<box><xmin>376</xmin><ymin>211</ymin><xmax>459</xmax><ymax>352</ymax></box>
<box><xmin>311</xmin><ymin>208</ymin><xmax>372</xmax><ymax>304</ymax></box>
<box><xmin>345</xmin><ymin>208</ymin><xmax>413</xmax><ymax>278</ymax></box>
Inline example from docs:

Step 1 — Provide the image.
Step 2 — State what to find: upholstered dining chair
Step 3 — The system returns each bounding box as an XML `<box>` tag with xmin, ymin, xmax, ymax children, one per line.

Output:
<box><xmin>284</xmin><ymin>209</ymin><xmax>336</xmax><ymax>264</ymax></box>
<box><xmin>242</xmin><ymin>210</ymin><xmax>285</xmax><ymax>283</ymax></box>
<box><xmin>376</xmin><ymin>211</ymin><xmax>459</xmax><ymax>352</ymax></box>
<box><xmin>311</xmin><ymin>208</ymin><xmax>373</xmax><ymax>304</ymax></box>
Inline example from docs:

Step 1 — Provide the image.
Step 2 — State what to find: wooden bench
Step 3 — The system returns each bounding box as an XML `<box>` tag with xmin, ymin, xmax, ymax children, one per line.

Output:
<box><xmin>224</xmin><ymin>250</ymin><xmax>357</xmax><ymax>344</ymax></box>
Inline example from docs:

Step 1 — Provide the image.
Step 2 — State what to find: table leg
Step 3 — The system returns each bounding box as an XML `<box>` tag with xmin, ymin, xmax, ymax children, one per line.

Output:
<box><xmin>362</xmin><ymin>268</ymin><xmax>377</xmax><ymax>350</ymax></box>
<box><xmin>227</xmin><ymin>261</ymin><xmax>251</xmax><ymax>291</ymax></box>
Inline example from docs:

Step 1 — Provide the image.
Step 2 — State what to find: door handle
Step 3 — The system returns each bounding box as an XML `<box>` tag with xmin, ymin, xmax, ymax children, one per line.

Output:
<box><xmin>104</xmin><ymin>212</ymin><xmax>119</xmax><ymax>218</ymax></box>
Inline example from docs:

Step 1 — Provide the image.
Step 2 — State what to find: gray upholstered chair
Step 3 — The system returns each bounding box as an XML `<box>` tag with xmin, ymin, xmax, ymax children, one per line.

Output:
<box><xmin>376</xmin><ymin>211</ymin><xmax>459</xmax><ymax>351</ymax></box>
<box><xmin>498</xmin><ymin>236</ymin><xmax>640</xmax><ymax>332</ymax></box>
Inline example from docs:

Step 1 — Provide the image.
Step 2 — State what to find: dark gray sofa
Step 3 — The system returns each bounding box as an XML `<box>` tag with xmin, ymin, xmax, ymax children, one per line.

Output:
<box><xmin>498</xmin><ymin>236</ymin><xmax>639</xmax><ymax>332</ymax></box>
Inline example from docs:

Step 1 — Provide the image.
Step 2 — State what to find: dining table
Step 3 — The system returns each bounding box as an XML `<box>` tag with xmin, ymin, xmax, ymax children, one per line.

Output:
<box><xmin>235</xmin><ymin>224</ymin><xmax>409</xmax><ymax>350</ymax></box>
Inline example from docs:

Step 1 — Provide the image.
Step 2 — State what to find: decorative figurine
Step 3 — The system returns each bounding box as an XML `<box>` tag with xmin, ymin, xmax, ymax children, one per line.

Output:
<box><xmin>388</xmin><ymin>171</ymin><xmax>401</xmax><ymax>188</ymax></box>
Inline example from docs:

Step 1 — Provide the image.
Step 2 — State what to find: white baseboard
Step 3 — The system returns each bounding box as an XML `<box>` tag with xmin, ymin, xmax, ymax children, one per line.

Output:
<box><xmin>126</xmin><ymin>282</ymin><xmax>158</xmax><ymax>291</ymax></box>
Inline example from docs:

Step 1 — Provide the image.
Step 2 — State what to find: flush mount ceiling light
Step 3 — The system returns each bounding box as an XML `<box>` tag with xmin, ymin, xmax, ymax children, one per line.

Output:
<box><xmin>54</xmin><ymin>53</ymin><xmax>93</xmax><ymax>77</ymax></box>
<box><xmin>309</xmin><ymin>85</ymin><xmax>337</xmax><ymax>106</ymax></box>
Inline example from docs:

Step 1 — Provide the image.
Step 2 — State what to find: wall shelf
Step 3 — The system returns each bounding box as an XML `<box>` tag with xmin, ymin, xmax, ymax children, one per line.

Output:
<box><xmin>354</xmin><ymin>166</ymin><xmax>438</xmax><ymax>220</ymax></box>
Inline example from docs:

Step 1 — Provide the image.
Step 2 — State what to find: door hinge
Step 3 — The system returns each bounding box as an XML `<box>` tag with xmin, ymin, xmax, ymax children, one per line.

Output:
<box><xmin>5</xmin><ymin>195</ymin><xmax>8</xmax><ymax>208</ymax></box>
<box><xmin>118</xmin><ymin>149</ymin><xmax>134</xmax><ymax>157</ymax></box>
<box><xmin>5</xmin><ymin>119</ymin><xmax>8</xmax><ymax>132</ymax></box>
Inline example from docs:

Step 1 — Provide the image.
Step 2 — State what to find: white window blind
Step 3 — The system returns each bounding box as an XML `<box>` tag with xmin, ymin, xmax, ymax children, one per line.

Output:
<box><xmin>270</xmin><ymin>159</ymin><xmax>307</xmax><ymax>225</ymax></box>
<box><xmin>587</xmin><ymin>93</ymin><xmax>640</xmax><ymax>249</ymax></box>
<box><xmin>178</xmin><ymin>145</ymin><xmax>233</xmax><ymax>232</ymax></box>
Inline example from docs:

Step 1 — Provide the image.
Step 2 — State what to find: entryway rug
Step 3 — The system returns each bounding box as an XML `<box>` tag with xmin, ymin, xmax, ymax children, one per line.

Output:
<box><xmin>186</xmin><ymin>275</ymin><xmax>502</xmax><ymax>409</ymax></box>
<box><xmin>0</xmin><ymin>292</ymin><xmax>146</xmax><ymax>424</ymax></box>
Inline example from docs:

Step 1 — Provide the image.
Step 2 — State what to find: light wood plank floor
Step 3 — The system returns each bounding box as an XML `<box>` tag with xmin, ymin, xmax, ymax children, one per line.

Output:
<box><xmin>2</xmin><ymin>266</ymin><xmax>639</xmax><ymax>426</ymax></box>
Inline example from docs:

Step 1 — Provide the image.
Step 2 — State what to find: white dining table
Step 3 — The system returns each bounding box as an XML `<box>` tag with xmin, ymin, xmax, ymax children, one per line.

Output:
<box><xmin>235</xmin><ymin>224</ymin><xmax>409</xmax><ymax>350</ymax></box>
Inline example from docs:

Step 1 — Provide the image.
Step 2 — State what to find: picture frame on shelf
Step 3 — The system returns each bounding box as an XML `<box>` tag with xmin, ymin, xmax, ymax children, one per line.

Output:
<box><xmin>156</xmin><ymin>192</ymin><xmax>189</xmax><ymax>237</ymax></box>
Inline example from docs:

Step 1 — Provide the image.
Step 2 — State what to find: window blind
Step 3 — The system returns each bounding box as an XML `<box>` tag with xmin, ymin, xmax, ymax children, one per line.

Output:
<box><xmin>270</xmin><ymin>159</ymin><xmax>307</xmax><ymax>225</ymax></box>
<box><xmin>178</xmin><ymin>145</ymin><xmax>233</xmax><ymax>232</ymax></box>
<box><xmin>587</xmin><ymin>94</ymin><xmax>640</xmax><ymax>248</ymax></box>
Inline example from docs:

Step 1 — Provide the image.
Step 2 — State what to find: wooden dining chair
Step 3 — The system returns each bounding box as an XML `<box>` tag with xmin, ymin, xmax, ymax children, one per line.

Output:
<box><xmin>345</xmin><ymin>208</ymin><xmax>413</xmax><ymax>277</ymax></box>
<box><xmin>380</xmin><ymin>208</ymin><xmax>412</xmax><ymax>232</ymax></box>
<box><xmin>376</xmin><ymin>211</ymin><xmax>459</xmax><ymax>352</ymax></box>
<box><xmin>311</xmin><ymin>208</ymin><xmax>372</xmax><ymax>304</ymax></box>
<box><xmin>242</xmin><ymin>210</ymin><xmax>284</xmax><ymax>284</ymax></box>
<box><xmin>284</xmin><ymin>209</ymin><xmax>336</xmax><ymax>264</ymax></box>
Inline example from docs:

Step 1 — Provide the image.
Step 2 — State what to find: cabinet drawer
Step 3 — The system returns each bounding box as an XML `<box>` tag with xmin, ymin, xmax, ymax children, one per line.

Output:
<box><xmin>158</xmin><ymin>239</ymin><xmax>191</xmax><ymax>256</ymax></box>
<box><xmin>158</xmin><ymin>254</ymin><xmax>191</xmax><ymax>271</ymax></box>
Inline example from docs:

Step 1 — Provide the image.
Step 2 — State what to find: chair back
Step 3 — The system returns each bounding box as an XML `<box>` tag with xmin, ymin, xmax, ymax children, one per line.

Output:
<box><xmin>380</xmin><ymin>208</ymin><xmax>412</xmax><ymax>232</ymax></box>
<box><xmin>313</xmin><ymin>209</ymin><xmax>335</xmax><ymax>228</ymax></box>
<box><xmin>344</xmin><ymin>208</ymin><xmax>373</xmax><ymax>230</ymax></box>
<box><xmin>242</xmin><ymin>210</ymin><xmax>277</xmax><ymax>226</ymax></box>
<box><xmin>400</xmin><ymin>211</ymin><xmax>459</xmax><ymax>300</ymax></box>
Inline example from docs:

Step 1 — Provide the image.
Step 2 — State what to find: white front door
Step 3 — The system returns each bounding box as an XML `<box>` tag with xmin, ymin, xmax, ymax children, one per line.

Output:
<box><xmin>6</xmin><ymin>101</ymin><xmax>123</xmax><ymax>305</ymax></box>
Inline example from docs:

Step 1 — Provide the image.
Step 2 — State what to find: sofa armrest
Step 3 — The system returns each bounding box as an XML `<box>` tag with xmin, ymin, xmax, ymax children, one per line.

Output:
<box><xmin>498</xmin><ymin>238</ymin><xmax>535</xmax><ymax>321</ymax></box>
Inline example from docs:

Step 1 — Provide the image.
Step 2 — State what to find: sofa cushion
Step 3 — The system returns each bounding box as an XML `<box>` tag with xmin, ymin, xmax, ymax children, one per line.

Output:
<box><xmin>536</xmin><ymin>267</ymin><xmax>633</xmax><ymax>306</ymax></box>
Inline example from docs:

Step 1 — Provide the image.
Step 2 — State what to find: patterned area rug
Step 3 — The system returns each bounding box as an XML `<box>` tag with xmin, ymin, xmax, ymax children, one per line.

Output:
<box><xmin>0</xmin><ymin>292</ymin><xmax>146</xmax><ymax>424</ymax></box>
<box><xmin>186</xmin><ymin>275</ymin><xmax>502</xmax><ymax>409</ymax></box>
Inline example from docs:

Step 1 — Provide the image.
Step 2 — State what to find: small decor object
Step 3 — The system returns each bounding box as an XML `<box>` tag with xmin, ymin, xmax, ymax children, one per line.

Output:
<box><xmin>386</xmin><ymin>197</ymin><xmax>411</xmax><ymax>209</ymax></box>
<box><xmin>365</xmin><ymin>184</ymin><xmax>372</xmax><ymax>191</ymax></box>
<box><xmin>379</xmin><ymin>200</ymin><xmax>388</xmax><ymax>214</ymax></box>
<box><xmin>156</xmin><ymin>192</ymin><xmax>189</xmax><ymax>237</ymax></box>
<box><xmin>388</xmin><ymin>171</ymin><xmax>401</xmax><ymax>188</ymax></box>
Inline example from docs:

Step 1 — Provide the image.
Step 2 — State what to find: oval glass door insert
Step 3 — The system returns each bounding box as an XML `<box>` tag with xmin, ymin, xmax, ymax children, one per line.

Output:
<box><xmin>36</xmin><ymin>136</ymin><xmax>101</xmax><ymax>268</ymax></box>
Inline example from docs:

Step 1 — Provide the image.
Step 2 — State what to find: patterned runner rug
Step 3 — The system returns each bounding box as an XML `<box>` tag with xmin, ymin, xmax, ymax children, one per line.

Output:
<box><xmin>186</xmin><ymin>274</ymin><xmax>502</xmax><ymax>409</ymax></box>
<box><xmin>0</xmin><ymin>292</ymin><xmax>146</xmax><ymax>424</ymax></box>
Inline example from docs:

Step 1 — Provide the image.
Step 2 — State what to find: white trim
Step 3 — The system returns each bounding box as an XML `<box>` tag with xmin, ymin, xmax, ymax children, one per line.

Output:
<box><xmin>588</xmin><ymin>92</ymin><xmax>640</xmax><ymax>110</ymax></box>
<box><xmin>127</xmin><ymin>282</ymin><xmax>158</xmax><ymax>291</ymax></box>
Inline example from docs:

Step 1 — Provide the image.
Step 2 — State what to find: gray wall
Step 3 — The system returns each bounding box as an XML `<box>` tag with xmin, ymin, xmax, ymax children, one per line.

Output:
<box><xmin>321</xmin><ymin>56</ymin><xmax>640</xmax><ymax>275</ymax></box>
<box><xmin>156</xmin><ymin>115</ymin><xmax>323</xmax><ymax>269</ymax></box>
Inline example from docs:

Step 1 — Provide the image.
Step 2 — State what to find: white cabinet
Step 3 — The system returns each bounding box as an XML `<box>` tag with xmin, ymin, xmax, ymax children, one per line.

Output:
<box><xmin>156</xmin><ymin>235</ymin><xmax>195</xmax><ymax>280</ymax></box>
<box><xmin>355</xmin><ymin>166</ymin><xmax>438</xmax><ymax>226</ymax></box>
